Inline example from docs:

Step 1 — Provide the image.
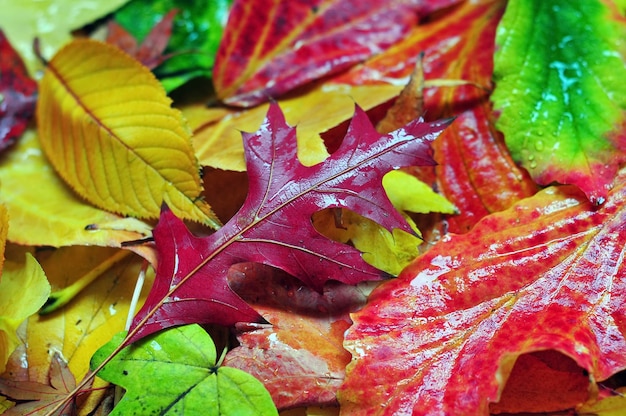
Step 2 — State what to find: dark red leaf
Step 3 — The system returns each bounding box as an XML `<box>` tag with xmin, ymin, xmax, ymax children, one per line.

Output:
<box><xmin>213</xmin><ymin>0</ymin><xmax>462</xmax><ymax>107</ymax></box>
<box><xmin>0</xmin><ymin>29</ymin><xmax>37</xmax><ymax>152</ymax></box>
<box><xmin>127</xmin><ymin>103</ymin><xmax>450</xmax><ymax>344</ymax></box>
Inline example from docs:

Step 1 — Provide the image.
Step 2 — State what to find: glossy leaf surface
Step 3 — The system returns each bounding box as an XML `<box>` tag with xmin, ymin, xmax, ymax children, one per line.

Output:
<box><xmin>0</xmin><ymin>29</ymin><xmax>37</xmax><ymax>152</ymax></box>
<box><xmin>213</xmin><ymin>0</ymin><xmax>460</xmax><ymax>106</ymax></box>
<box><xmin>224</xmin><ymin>264</ymin><xmax>367</xmax><ymax>409</ymax></box>
<box><xmin>341</xmin><ymin>170</ymin><xmax>626</xmax><ymax>414</ymax></box>
<box><xmin>92</xmin><ymin>325</ymin><xmax>278</xmax><ymax>415</ymax></box>
<box><xmin>128</xmin><ymin>103</ymin><xmax>449</xmax><ymax>343</ymax></box>
<box><xmin>492</xmin><ymin>0</ymin><xmax>626</xmax><ymax>204</ymax></box>
<box><xmin>37</xmin><ymin>39</ymin><xmax>218</xmax><ymax>226</ymax></box>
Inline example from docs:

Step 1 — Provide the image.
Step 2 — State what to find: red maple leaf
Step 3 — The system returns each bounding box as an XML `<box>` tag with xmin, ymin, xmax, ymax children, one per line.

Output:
<box><xmin>127</xmin><ymin>103</ymin><xmax>450</xmax><ymax>344</ymax></box>
<box><xmin>0</xmin><ymin>29</ymin><xmax>37</xmax><ymax>152</ymax></box>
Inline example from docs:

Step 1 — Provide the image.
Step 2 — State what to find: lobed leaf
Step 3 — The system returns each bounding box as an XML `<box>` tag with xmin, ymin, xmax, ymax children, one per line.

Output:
<box><xmin>128</xmin><ymin>103</ymin><xmax>450</xmax><ymax>343</ymax></box>
<box><xmin>92</xmin><ymin>324</ymin><xmax>278</xmax><ymax>415</ymax></box>
<box><xmin>340</xmin><ymin>168</ymin><xmax>626</xmax><ymax>414</ymax></box>
<box><xmin>37</xmin><ymin>39</ymin><xmax>218</xmax><ymax>226</ymax></box>
<box><xmin>492</xmin><ymin>0</ymin><xmax>626</xmax><ymax>205</ymax></box>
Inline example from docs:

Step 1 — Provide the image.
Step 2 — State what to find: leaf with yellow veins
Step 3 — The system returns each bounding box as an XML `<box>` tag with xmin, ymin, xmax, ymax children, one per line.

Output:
<box><xmin>37</xmin><ymin>39</ymin><xmax>218</xmax><ymax>227</ymax></box>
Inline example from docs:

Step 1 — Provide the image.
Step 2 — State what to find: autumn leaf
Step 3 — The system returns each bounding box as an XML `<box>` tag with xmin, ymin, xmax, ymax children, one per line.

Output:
<box><xmin>492</xmin><ymin>0</ymin><xmax>626</xmax><ymax>205</ymax></box>
<box><xmin>0</xmin><ymin>0</ymin><xmax>130</xmax><ymax>75</ymax></box>
<box><xmin>0</xmin><ymin>29</ymin><xmax>37</xmax><ymax>152</ymax></box>
<box><xmin>127</xmin><ymin>103</ymin><xmax>450</xmax><ymax>344</ymax></box>
<box><xmin>106</xmin><ymin>9</ymin><xmax>178</xmax><ymax>70</ymax></box>
<box><xmin>213</xmin><ymin>0</ymin><xmax>461</xmax><ymax>106</ymax></box>
<box><xmin>340</xmin><ymin>169</ymin><xmax>626</xmax><ymax>415</ymax></box>
<box><xmin>0</xmin><ymin>352</ymin><xmax>78</xmax><ymax>416</ymax></box>
<box><xmin>91</xmin><ymin>324</ymin><xmax>278</xmax><ymax>415</ymax></box>
<box><xmin>336</xmin><ymin>0</ymin><xmax>537</xmax><ymax>234</ymax></box>
<box><xmin>36</xmin><ymin>39</ymin><xmax>219</xmax><ymax>227</ymax></box>
<box><xmin>0</xmin><ymin>129</ymin><xmax>154</xmax><ymax>261</ymax></box>
<box><xmin>113</xmin><ymin>0</ymin><xmax>232</xmax><ymax>92</ymax></box>
<box><xmin>224</xmin><ymin>263</ymin><xmax>368</xmax><ymax>410</ymax></box>
<box><xmin>0</xmin><ymin>252</ymin><xmax>51</xmax><ymax>374</ymax></box>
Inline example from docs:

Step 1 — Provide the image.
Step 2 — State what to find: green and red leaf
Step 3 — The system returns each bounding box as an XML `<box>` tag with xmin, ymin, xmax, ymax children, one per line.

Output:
<box><xmin>492</xmin><ymin>0</ymin><xmax>626</xmax><ymax>205</ymax></box>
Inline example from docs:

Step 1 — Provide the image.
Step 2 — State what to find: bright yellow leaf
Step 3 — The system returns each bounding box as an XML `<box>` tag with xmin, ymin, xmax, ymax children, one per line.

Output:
<box><xmin>0</xmin><ymin>0</ymin><xmax>130</xmax><ymax>75</ymax></box>
<box><xmin>37</xmin><ymin>39</ymin><xmax>218</xmax><ymax>227</ymax></box>
<box><xmin>577</xmin><ymin>387</ymin><xmax>626</xmax><ymax>415</ymax></box>
<box><xmin>383</xmin><ymin>170</ymin><xmax>457</xmax><ymax>215</ymax></box>
<box><xmin>0</xmin><ymin>129</ymin><xmax>155</xmax><ymax>262</ymax></box>
<box><xmin>0</xmin><ymin>253</ymin><xmax>51</xmax><ymax>374</ymax></box>
<box><xmin>189</xmin><ymin>83</ymin><xmax>403</xmax><ymax>171</ymax></box>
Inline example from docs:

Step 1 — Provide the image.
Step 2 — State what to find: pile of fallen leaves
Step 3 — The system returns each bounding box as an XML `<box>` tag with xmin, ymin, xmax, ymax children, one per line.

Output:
<box><xmin>0</xmin><ymin>0</ymin><xmax>626</xmax><ymax>415</ymax></box>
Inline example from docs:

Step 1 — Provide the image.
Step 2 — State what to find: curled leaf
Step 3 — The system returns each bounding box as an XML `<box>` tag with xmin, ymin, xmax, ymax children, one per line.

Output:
<box><xmin>36</xmin><ymin>39</ymin><xmax>218</xmax><ymax>227</ymax></box>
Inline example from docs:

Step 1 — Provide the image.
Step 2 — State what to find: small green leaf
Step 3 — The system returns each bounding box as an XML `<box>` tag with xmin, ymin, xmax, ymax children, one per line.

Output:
<box><xmin>114</xmin><ymin>0</ymin><xmax>232</xmax><ymax>92</ymax></box>
<box><xmin>91</xmin><ymin>325</ymin><xmax>278</xmax><ymax>416</ymax></box>
<box><xmin>492</xmin><ymin>0</ymin><xmax>626</xmax><ymax>204</ymax></box>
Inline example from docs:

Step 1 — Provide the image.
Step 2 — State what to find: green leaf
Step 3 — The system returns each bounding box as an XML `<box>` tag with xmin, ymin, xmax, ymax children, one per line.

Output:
<box><xmin>114</xmin><ymin>0</ymin><xmax>232</xmax><ymax>92</ymax></box>
<box><xmin>492</xmin><ymin>0</ymin><xmax>626</xmax><ymax>205</ymax></box>
<box><xmin>91</xmin><ymin>325</ymin><xmax>278</xmax><ymax>416</ymax></box>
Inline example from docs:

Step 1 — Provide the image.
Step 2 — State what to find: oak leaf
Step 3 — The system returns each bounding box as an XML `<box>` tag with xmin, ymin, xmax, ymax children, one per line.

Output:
<box><xmin>340</xmin><ymin>169</ymin><xmax>626</xmax><ymax>415</ymax></box>
<box><xmin>127</xmin><ymin>103</ymin><xmax>450</xmax><ymax>344</ymax></box>
<box><xmin>36</xmin><ymin>39</ymin><xmax>218</xmax><ymax>227</ymax></box>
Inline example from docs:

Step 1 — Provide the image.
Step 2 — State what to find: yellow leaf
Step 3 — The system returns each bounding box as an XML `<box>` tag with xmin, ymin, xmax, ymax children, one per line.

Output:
<box><xmin>0</xmin><ymin>253</ymin><xmax>51</xmax><ymax>374</ymax></box>
<box><xmin>6</xmin><ymin>247</ymin><xmax>153</xmax><ymax>384</ymax></box>
<box><xmin>0</xmin><ymin>0</ymin><xmax>130</xmax><ymax>75</ymax></box>
<box><xmin>37</xmin><ymin>39</ymin><xmax>218</xmax><ymax>227</ymax></box>
<box><xmin>383</xmin><ymin>170</ymin><xmax>457</xmax><ymax>214</ymax></box>
<box><xmin>0</xmin><ymin>205</ymin><xmax>6</xmax><ymax>277</ymax></box>
<box><xmin>577</xmin><ymin>387</ymin><xmax>626</xmax><ymax>416</ymax></box>
<box><xmin>189</xmin><ymin>83</ymin><xmax>403</xmax><ymax>171</ymax></box>
<box><xmin>313</xmin><ymin>209</ymin><xmax>421</xmax><ymax>276</ymax></box>
<box><xmin>0</xmin><ymin>129</ymin><xmax>155</xmax><ymax>262</ymax></box>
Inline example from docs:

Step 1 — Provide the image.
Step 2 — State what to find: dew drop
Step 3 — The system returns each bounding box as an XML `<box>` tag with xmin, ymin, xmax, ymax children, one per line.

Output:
<box><xmin>528</xmin><ymin>154</ymin><xmax>535</xmax><ymax>161</ymax></box>
<box><xmin>529</xmin><ymin>161</ymin><xmax>538</xmax><ymax>169</ymax></box>
<box><xmin>534</xmin><ymin>140</ymin><xmax>544</xmax><ymax>151</ymax></box>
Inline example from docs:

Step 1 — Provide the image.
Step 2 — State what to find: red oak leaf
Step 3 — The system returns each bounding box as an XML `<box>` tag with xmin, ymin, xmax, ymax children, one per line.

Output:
<box><xmin>0</xmin><ymin>29</ymin><xmax>37</xmax><ymax>152</ymax></box>
<box><xmin>127</xmin><ymin>103</ymin><xmax>450</xmax><ymax>344</ymax></box>
<box><xmin>224</xmin><ymin>263</ymin><xmax>367</xmax><ymax>410</ymax></box>
<box><xmin>213</xmin><ymin>0</ymin><xmax>462</xmax><ymax>107</ymax></box>
<box><xmin>106</xmin><ymin>9</ymin><xmax>177</xmax><ymax>69</ymax></box>
<box><xmin>340</xmin><ymin>169</ymin><xmax>626</xmax><ymax>415</ymax></box>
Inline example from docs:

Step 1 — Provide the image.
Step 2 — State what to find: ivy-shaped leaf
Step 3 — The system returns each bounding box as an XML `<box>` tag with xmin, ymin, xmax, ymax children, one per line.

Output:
<box><xmin>91</xmin><ymin>324</ymin><xmax>278</xmax><ymax>416</ymax></box>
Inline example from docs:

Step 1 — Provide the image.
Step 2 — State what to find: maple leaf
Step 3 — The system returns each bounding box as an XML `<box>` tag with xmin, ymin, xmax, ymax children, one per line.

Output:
<box><xmin>340</xmin><ymin>168</ymin><xmax>626</xmax><ymax>415</ymax></box>
<box><xmin>106</xmin><ymin>9</ymin><xmax>178</xmax><ymax>70</ymax></box>
<box><xmin>0</xmin><ymin>29</ymin><xmax>37</xmax><ymax>152</ymax></box>
<box><xmin>492</xmin><ymin>0</ymin><xmax>626</xmax><ymax>205</ymax></box>
<box><xmin>127</xmin><ymin>103</ymin><xmax>450</xmax><ymax>344</ymax></box>
<box><xmin>213</xmin><ymin>0</ymin><xmax>462</xmax><ymax>106</ymax></box>
<box><xmin>223</xmin><ymin>263</ymin><xmax>368</xmax><ymax>410</ymax></box>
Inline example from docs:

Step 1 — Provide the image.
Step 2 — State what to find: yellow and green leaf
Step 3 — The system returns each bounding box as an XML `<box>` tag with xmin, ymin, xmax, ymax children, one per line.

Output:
<box><xmin>37</xmin><ymin>39</ymin><xmax>219</xmax><ymax>227</ymax></box>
